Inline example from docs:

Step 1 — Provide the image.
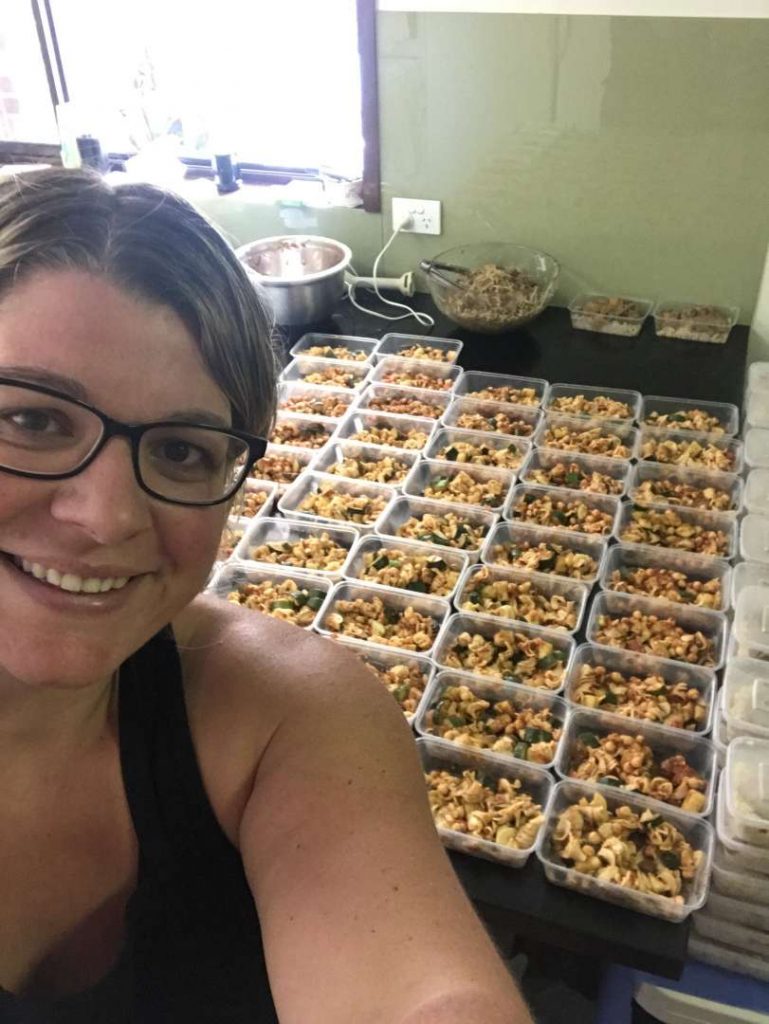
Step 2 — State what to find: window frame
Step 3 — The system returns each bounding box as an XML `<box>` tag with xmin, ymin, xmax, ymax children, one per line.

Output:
<box><xmin>0</xmin><ymin>0</ymin><xmax>382</xmax><ymax>212</ymax></box>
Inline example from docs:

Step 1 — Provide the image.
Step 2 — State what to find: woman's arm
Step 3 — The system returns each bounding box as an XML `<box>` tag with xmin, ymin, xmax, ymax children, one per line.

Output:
<box><xmin>236</xmin><ymin>632</ymin><xmax>533</xmax><ymax>1024</ymax></box>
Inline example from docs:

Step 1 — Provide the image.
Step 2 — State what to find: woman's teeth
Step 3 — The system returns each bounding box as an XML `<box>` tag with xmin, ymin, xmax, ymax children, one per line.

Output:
<box><xmin>17</xmin><ymin>559</ymin><xmax>129</xmax><ymax>594</ymax></box>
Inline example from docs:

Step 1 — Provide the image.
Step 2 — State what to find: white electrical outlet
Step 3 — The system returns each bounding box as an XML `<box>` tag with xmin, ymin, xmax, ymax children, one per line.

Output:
<box><xmin>392</xmin><ymin>197</ymin><xmax>442</xmax><ymax>235</ymax></box>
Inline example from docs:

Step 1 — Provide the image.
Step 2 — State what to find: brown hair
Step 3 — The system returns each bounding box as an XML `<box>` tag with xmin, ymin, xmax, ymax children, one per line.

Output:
<box><xmin>0</xmin><ymin>167</ymin><xmax>278</xmax><ymax>434</ymax></box>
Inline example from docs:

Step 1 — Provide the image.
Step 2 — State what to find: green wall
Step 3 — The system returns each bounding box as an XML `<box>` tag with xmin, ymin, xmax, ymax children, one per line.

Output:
<box><xmin>198</xmin><ymin>13</ymin><xmax>769</xmax><ymax>322</ymax></box>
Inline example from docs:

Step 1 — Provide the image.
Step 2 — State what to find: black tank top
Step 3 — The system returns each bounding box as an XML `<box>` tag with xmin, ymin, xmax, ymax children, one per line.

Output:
<box><xmin>0</xmin><ymin>628</ymin><xmax>280</xmax><ymax>1023</ymax></box>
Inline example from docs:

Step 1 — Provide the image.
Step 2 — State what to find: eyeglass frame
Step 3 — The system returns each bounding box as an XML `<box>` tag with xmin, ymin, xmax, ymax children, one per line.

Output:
<box><xmin>0</xmin><ymin>376</ymin><xmax>268</xmax><ymax>507</ymax></box>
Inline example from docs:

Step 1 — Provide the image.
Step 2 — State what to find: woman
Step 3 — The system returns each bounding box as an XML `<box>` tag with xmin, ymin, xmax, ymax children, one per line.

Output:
<box><xmin>0</xmin><ymin>168</ymin><xmax>532</xmax><ymax>1023</ymax></box>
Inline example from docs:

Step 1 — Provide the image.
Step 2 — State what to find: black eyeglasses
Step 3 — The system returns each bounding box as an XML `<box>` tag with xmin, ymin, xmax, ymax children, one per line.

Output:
<box><xmin>0</xmin><ymin>377</ymin><xmax>267</xmax><ymax>507</ymax></box>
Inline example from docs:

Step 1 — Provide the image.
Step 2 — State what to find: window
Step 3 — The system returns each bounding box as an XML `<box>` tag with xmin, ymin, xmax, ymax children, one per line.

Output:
<box><xmin>0</xmin><ymin>0</ymin><xmax>381</xmax><ymax>209</ymax></box>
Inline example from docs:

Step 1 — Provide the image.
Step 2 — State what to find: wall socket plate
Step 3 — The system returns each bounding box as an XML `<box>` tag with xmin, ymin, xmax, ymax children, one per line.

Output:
<box><xmin>392</xmin><ymin>197</ymin><xmax>442</xmax><ymax>235</ymax></box>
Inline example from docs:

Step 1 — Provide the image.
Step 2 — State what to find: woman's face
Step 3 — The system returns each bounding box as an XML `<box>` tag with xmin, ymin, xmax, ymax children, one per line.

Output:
<box><xmin>0</xmin><ymin>268</ymin><xmax>231</xmax><ymax>689</ymax></box>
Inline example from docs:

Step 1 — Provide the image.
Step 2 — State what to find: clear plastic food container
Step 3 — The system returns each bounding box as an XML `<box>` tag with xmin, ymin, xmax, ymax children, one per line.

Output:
<box><xmin>230</xmin><ymin>479</ymin><xmax>278</xmax><ymax>520</ymax></box>
<box><xmin>711</xmin><ymin>843</ymin><xmax>769</xmax><ymax>905</ymax></box>
<box><xmin>310</xmin><ymin>440</ymin><xmax>420</xmax><ymax>487</ymax></box>
<box><xmin>504</xmin><ymin>482</ymin><xmax>620</xmax><ymax>537</ymax></box>
<box><xmin>404</xmin><ymin>459</ymin><xmax>516</xmax><ymax>514</ymax></box>
<box><xmin>441</xmin><ymin>396</ymin><xmax>541</xmax><ymax>438</ymax></box>
<box><xmin>375</xmin><ymin>333</ymin><xmax>463</xmax><ymax>365</ymax></box>
<box><xmin>713</xmin><ymin>692</ymin><xmax>727</xmax><ymax>769</ymax></box>
<box><xmin>334</xmin><ymin>636</ymin><xmax>435</xmax><ymax>722</ymax></box>
<box><xmin>563</xmin><ymin>643</ymin><xmax>716</xmax><ymax>735</ymax></box>
<box><xmin>414</xmin><ymin>670</ymin><xmax>569</xmax><ymax>771</ymax></box>
<box><xmin>432</xmin><ymin>612</ymin><xmax>575</xmax><ymax>693</ymax></box>
<box><xmin>744</xmin><ymin>428</ymin><xmax>769</xmax><ymax>470</ymax></box>
<box><xmin>276</xmin><ymin>381</ymin><xmax>356</xmax><ymax>421</ymax></box>
<box><xmin>356</xmin><ymin>384</ymin><xmax>452</xmax><ymax>421</ymax></box>
<box><xmin>425</xmin><ymin>427</ymin><xmax>531</xmax><ymax>469</ymax></box>
<box><xmin>288</xmin><ymin>332</ymin><xmax>379</xmax><ymax>362</ymax></box>
<box><xmin>747</xmin><ymin>361</ymin><xmax>769</xmax><ymax>395</ymax></box>
<box><xmin>249</xmin><ymin>443</ymin><xmax>315</xmax><ymax>494</ymax></box>
<box><xmin>269</xmin><ymin>411</ymin><xmax>336</xmax><ymax>451</ymax></box>
<box><xmin>416</xmin><ymin>735</ymin><xmax>554</xmax><ymax>868</ymax></box>
<box><xmin>544</xmin><ymin>384</ymin><xmax>641</xmax><ymax>422</ymax></box>
<box><xmin>693</xmin><ymin>910</ymin><xmax>769</xmax><ymax>956</ymax></box>
<box><xmin>554</xmin><ymin>707</ymin><xmax>716</xmax><ymax>818</ymax></box>
<box><xmin>723</xmin><ymin>657</ymin><xmax>769</xmax><ymax>742</ymax></box>
<box><xmin>627</xmin><ymin>462</ymin><xmax>743</xmax><ymax>516</ymax></box>
<box><xmin>313</xmin><ymin>579</ymin><xmax>451</xmax><ymax>658</ymax></box>
<box><xmin>534</xmin><ymin>412</ymin><xmax>638</xmax><ymax>461</ymax></box>
<box><xmin>614</xmin><ymin>503</ymin><xmax>738</xmax><ymax>561</ymax></box>
<box><xmin>638</xmin><ymin>427</ymin><xmax>743</xmax><ymax>475</ymax></box>
<box><xmin>481</xmin><ymin>520</ymin><xmax>608</xmax><ymax>585</ymax></box>
<box><xmin>233</xmin><ymin>516</ymin><xmax>359</xmax><ymax>578</ymax></box>
<box><xmin>537</xmin><ymin>779</ymin><xmax>714</xmax><ymax>921</ymax></box>
<box><xmin>278</xmin><ymin>471</ymin><xmax>397</xmax><ymax>534</ymax></box>
<box><xmin>703</xmin><ymin>888</ymin><xmax>769</xmax><ymax>931</ymax></box>
<box><xmin>640</xmin><ymin>395</ymin><xmax>739</xmax><ymax>438</ymax></box>
<box><xmin>653</xmin><ymin>300</ymin><xmax>739</xmax><ymax>345</ymax></box>
<box><xmin>586</xmin><ymin>591</ymin><xmax>729</xmax><ymax>671</ymax></box>
<box><xmin>216</xmin><ymin>515</ymin><xmax>254</xmax><ymax>566</ymax></box>
<box><xmin>733</xmin><ymin>585</ymin><xmax>769</xmax><ymax>660</ymax></box>
<box><xmin>716</xmin><ymin>783</ymin><xmax>769</xmax><ymax>874</ymax></box>
<box><xmin>278</xmin><ymin>355</ymin><xmax>372</xmax><ymax>391</ymax></box>
<box><xmin>688</xmin><ymin>934</ymin><xmax>769</xmax><ymax>983</ymax></box>
<box><xmin>370</xmin><ymin>356</ymin><xmax>463</xmax><ymax>395</ymax></box>
<box><xmin>375</xmin><ymin>494</ymin><xmax>498</xmax><ymax>558</ymax></box>
<box><xmin>740</xmin><ymin>514</ymin><xmax>769</xmax><ymax>565</ymax></box>
<box><xmin>601</xmin><ymin>543</ymin><xmax>732</xmax><ymax>613</ymax></box>
<box><xmin>520</xmin><ymin>447</ymin><xmax>631</xmax><ymax>497</ymax></box>
<box><xmin>208</xmin><ymin>561</ymin><xmax>332</xmax><ymax>631</ymax></box>
<box><xmin>568</xmin><ymin>295</ymin><xmax>651</xmax><ymax>338</ymax></box>
<box><xmin>454</xmin><ymin>371</ymin><xmax>548</xmax><ymax>408</ymax></box>
<box><xmin>455</xmin><ymin>562</ymin><xmax>590</xmax><ymax>635</ymax></box>
<box><xmin>731</xmin><ymin>561</ymin><xmax>769</xmax><ymax>608</ymax></box>
<box><xmin>744</xmin><ymin>469</ymin><xmax>769</xmax><ymax>518</ymax></box>
<box><xmin>746</xmin><ymin>389</ymin><xmax>769</xmax><ymax>431</ymax></box>
<box><xmin>724</xmin><ymin>737</ymin><xmax>769</xmax><ymax>848</ymax></box>
<box><xmin>333</xmin><ymin>409</ymin><xmax>437</xmax><ymax>452</ymax></box>
<box><xmin>343</xmin><ymin>533</ymin><xmax>469</xmax><ymax>602</ymax></box>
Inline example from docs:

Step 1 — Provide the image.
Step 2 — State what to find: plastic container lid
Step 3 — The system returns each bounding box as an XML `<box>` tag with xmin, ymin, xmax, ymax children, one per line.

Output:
<box><xmin>745</xmin><ymin>390</ymin><xmax>769</xmax><ymax>431</ymax></box>
<box><xmin>739</xmin><ymin>514</ymin><xmax>769</xmax><ymax>565</ymax></box>
<box><xmin>743</xmin><ymin>469</ymin><xmax>769</xmax><ymax>516</ymax></box>
<box><xmin>732</xmin><ymin>562</ymin><xmax>769</xmax><ymax>609</ymax></box>
<box><xmin>723</xmin><ymin>658</ymin><xmax>769</xmax><ymax>741</ymax></box>
<box><xmin>733</xmin><ymin>584</ymin><xmax>769</xmax><ymax>655</ymax></box>
<box><xmin>715</xmin><ymin>784</ymin><xmax>769</xmax><ymax>873</ymax></box>
<box><xmin>744</xmin><ymin>428</ymin><xmax>769</xmax><ymax>469</ymax></box>
<box><xmin>724</xmin><ymin>737</ymin><xmax>769</xmax><ymax>840</ymax></box>
<box><xmin>747</xmin><ymin>361</ymin><xmax>769</xmax><ymax>394</ymax></box>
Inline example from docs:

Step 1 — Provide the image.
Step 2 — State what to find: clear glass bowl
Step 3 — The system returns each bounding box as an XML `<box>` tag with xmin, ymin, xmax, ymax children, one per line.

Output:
<box><xmin>424</xmin><ymin>243</ymin><xmax>559</xmax><ymax>335</ymax></box>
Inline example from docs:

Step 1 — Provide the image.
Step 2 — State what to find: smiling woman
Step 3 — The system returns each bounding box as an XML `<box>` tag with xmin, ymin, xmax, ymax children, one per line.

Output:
<box><xmin>0</xmin><ymin>169</ymin><xmax>532</xmax><ymax>1024</ymax></box>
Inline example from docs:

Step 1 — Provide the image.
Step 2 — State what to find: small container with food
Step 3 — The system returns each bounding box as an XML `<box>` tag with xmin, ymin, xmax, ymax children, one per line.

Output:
<box><xmin>535</xmin><ymin>413</ymin><xmax>638</xmax><ymax>461</ymax></box>
<box><xmin>745</xmin><ymin>428</ymin><xmax>769</xmax><ymax>470</ymax></box>
<box><xmin>276</xmin><ymin>382</ymin><xmax>356</xmax><ymax>421</ymax></box>
<box><xmin>481</xmin><ymin>521</ymin><xmax>608</xmax><ymax>584</ymax></box>
<box><xmin>504</xmin><ymin>483</ymin><xmax>620</xmax><ymax>537</ymax></box>
<box><xmin>335</xmin><ymin>636</ymin><xmax>435</xmax><ymax>720</ymax></box>
<box><xmin>537</xmin><ymin>780</ymin><xmax>714</xmax><ymax>921</ymax></box>
<box><xmin>357</xmin><ymin>384</ymin><xmax>452</xmax><ymax>421</ymax></box>
<box><xmin>455</xmin><ymin>371</ymin><xmax>547</xmax><ymax>408</ymax></box>
<box><xmin>716</xmin><ymin>783</ymin><xmax>769</xmax><ymax>875</ymax></box>
<box><xmin>710</xmin><ymin>844</ymin><xmax>769</xmax><ymax>906</ymax></box>
<box><xmin>586</xmin><ymin>591</ymin><xmax>728</xmax><ymax>670</ymax></box>
<box><xmin>416</xmin><ymin>735</ymin><xmax>554</xmax><ymax>867</ymax></box>
<box><xmin>371</xmin><ymin>356</ymin><xmax>462</xmax><ymax>395</ymax></box>
<box><xmin>426</xmin><ymin>427</ymin><xmax>530</xmax><ymax>472</ymax></box>
<box><xmin>724</xmin><ymin>738</ymin><xmax>769</xmax><ymax>848</ymax></box>
<box><xmin>455</xmin><ymin>563</ymin><xmax>589</xmax><ymax>634</ymax></box>
<box><xmin>568</xmin><ymin>294</ymin><xmax>652</xmax><ymax>338</ymax></box>
<box><xmin>520</xmin><ymin>448</ymin><xmax>630</xmax><ymax>497</ymax></box>
<box><xmin>414</xmin><ymin>670</ymin><xmax>568</xmax><ymax>769</ymax></box>
<box><xmin>404</xmin><ymin>459</ymin><xmax>516</xmax><ymax>513</ymax></box>
<box><xmin>314</xmin><ymin>580</ymin><xmax>450</xmax><ymax>657</ymax></box>
<box><xmin>278</xmin><ymin>472</ymin><xmax>397</xmax><ymax>533</ymax></box>
<box><xmin>344</xmin><ymin>534</ymin><xmax>469</xmax><ymax>601</ymax></box>
<box><xmin>288</xmin><ymin>332</ymin><xmax>379</xmax><ymax>363</ymax></box>
<box><xmin>334</xmin><ymin>409</ymin><xmax>436</xmax><ymax>452</ymax></box>
<box><xmin>641</xmin><ymin>395</ymin><xmax>739</xmax><ymax>438</ymax></box>
<box><xmin>278</xmin><ymin>355</ymin><xmax>372</xmax><ymax>391</ymax></box>
<box><xmin>216</xmin><ymin>515</ymin><xmax>252</xmax><ymax>564</ymax></box>
<box><xmin>653</xmin><ymin>300</ymin><xmax>739</xmax><ymax>345</ymax></box>
<box><xmin>614</xmin><ymin>503</ymin><xmax>737</xmax><ymax>560</ymax></box>
<box><xmin>638</xmin><ymin>427</ymin><xmax>743</xmax><ymax>475</ymax></box>
<box><xmin>728</xmin><ymin>586</ymin><xmax>769</xmax><ymax>663</ymax></box>
<box><xmin>555</xmin><ymin>708</ymin><xmax>716</xmax><ymax>817</ymax></box>
<box><xmin>442</xmin><ymin>396</ymin><xmax>541</xmax><ymax>438</ymax></box>
<box><xmin>269</xmin><ymin>412</ymin><xmax>335</xmax><ymax>451</ymax></box>
<box><xmin>564</xmin><ymin>644</ymin><xmax>715</xmax><ymax>734</ymax></box>
<box><xmin>375</xmin><ymin>333</ymin><xmax>463</xmax><ymax>365</ymax></box>
<box><xmin>740</xmin><ymin>514</ymin><xmax>769</xmax><ymax>565</ymax></box>
<box><xmin>628</xmin><ymin>462</ymin><xmax>742</xmax><ymax>515</ymax></box>
<box><xmin>230</xmin><ymin>479</ymin><xmax>278</xmax><ymax>520</ymax></box>
<box><xmin>375</xmin><ymin>495</ymin><xmax>498</xmax><ymax>557</ymax></box>
<box><xmin>249</xmin><ymin>444</ymin><xmax>315</xmax><ymax>493</ymax></box>
<box><xmin>234</xmin><ymin>516</ymin><xmax>359</xmax><ymax>578</ymax></box>
<box><xmin>545</xmin><ymin>384</ymin><xmax>641</xmax><ymax>422</ymax></box>
<box><xmin>432</xmin><ymin>612</ymin><xmax>575</xmax><ymax>692</ymax></box>
<box><xmin>723</xmin><ymin>657</ymin><xmax>769</xmax><ymax>742</ymax></box>
<box><xmin>209</xmin><ymin>562</ymin><xmax>331</xmax><ymax>630</ymax></box>
<box><xmin>310</xmin><ymin>441</ymin><xmax>419</xmax><ymax>487</ymax></box>
<box><xmin>601</xmin><ymin>544</ymin><xmax>731</xmax><ymax>613</ymax></box>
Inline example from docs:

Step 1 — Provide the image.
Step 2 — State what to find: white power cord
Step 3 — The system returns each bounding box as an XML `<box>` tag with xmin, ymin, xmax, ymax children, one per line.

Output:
<box><xmin>346</xmin><ymin>215</ymin><xmax>435</xmax><ymax>328</ymax></box>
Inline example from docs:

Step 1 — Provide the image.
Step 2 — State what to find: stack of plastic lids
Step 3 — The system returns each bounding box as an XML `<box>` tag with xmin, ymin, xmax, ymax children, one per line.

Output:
<box><xmin>742</xmin><ymin>363</ymin><xmax>769</xmax><ymax>569</ymax></box>
<box><xmin>693</xmin><ymin>736</ymin><xmax>769</xmax><ymax>979</ymax></box>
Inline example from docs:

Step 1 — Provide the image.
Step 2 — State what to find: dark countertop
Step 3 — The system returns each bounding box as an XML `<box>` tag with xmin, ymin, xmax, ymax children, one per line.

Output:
<box><xmin>277</xmin><ymin>293</ymin><xmax>748</xmax><ymax>981</ymax></box>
